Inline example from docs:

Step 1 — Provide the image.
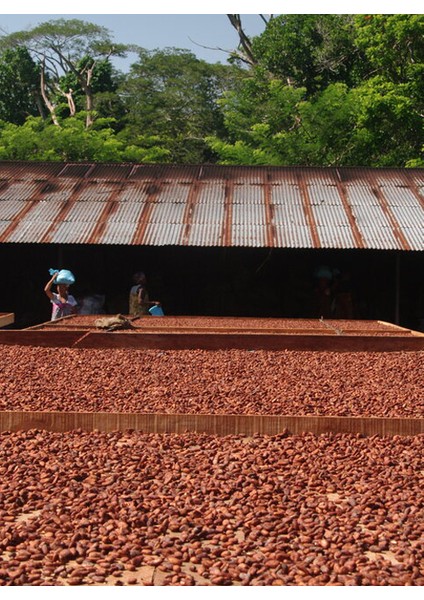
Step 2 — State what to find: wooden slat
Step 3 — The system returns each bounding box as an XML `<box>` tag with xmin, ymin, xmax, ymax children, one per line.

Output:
<box><xmin>73</xmin><ymin>331</ymin><xmax>424</xmax><ymax>352</ymax></box>
<box><xmin>0</xmin><ymin>330</ymin><xmax>84</xmax><ymax>346</ymax></box>
<box><xmin>0</xmin><ymin>411</ymin><xmax>423</xmax><ymax>437</ymax></box>
<box><xmin>0</xmin><ymin>329</ymin><xmax>423</xmax><ymax>351</ymax></box>
<box><xmin>0</xmin><ymin>313</ymin><xmax>14</xmax><ymax>328</ymax></box>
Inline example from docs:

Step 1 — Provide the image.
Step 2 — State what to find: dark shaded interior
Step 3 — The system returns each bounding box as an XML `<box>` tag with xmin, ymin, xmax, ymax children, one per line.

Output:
<box><xmin>1</xmin><ymin>243</ymin><xmax>423</xmax><ymax>331</ymax></box>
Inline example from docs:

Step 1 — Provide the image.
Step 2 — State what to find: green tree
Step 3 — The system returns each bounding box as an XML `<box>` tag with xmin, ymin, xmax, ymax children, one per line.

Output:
<box><xmin>0</xmin><ymin>47</ymin><xmax>41</xmax><ymax>123</ymax></box>
<box><xmin>208</xmin><ymin>82</ymin><xmax>359</xmax><ymax>166</ymax></box>
<box><xmin>349</xmin><ymin>78</ymin><xmax>423</xmax><ymax>166</ymax></box>
<box><xmin>0</xmin><ymin>115</ymin><xmax>170</xmax><ymax>162</ymax></box>
<box><xmin>0</xmin><ymin>19</ymin><xmax>128</xmax><ymax>127</ymax></box>
<box><xmin>209</xmin><ymin>14</ymin><xmax>424</xmax><ymax>167</ymax></box>
<box><xmin>354</xmin><ymin>14</ymin><xmax>424</xmax><ymax>84</ymax></box>
<box><xmin>119</xmin><ymin>47</ymin><xmax>242</xmax><ymax>163</ymax></box>
<box><xmin>58</xmin><ymin>57</ymin><xmax>126</xmax><ymax>126</ymax></box>
<box><xmin>252</xmin><ymin>14</ymin><xmax>364</xmax><ymax>94</ymax></box>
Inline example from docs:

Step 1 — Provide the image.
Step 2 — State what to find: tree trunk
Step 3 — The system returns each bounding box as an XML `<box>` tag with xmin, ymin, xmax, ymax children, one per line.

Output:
<box><xmin>40</xmin><ymin>63</ymin><xmax>60</xmax><ymax>126</ymax></box>
<box><xmin>63</xmin><ymin>89</ymin><xmax>76</xmax><ymax>117</ymax></box>
<box><xmin>84</xmin><ymin>65</ymin><xmax>94</xmax><ymax>128</ymax></box>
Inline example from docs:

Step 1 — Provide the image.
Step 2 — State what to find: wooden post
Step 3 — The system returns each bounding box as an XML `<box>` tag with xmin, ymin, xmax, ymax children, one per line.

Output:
<box><xmin>395</xmin><ymin>253</ymin><xmax>400</xmax><ymax>325</ymax></box>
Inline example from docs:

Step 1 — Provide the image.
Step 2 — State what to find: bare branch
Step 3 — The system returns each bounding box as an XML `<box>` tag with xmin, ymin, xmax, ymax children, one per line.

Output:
<box><xmin>187</xmin><ymin>36</ymin><xmax>243</xmax><ymax>61</ymax></box>
<box><xmin>227</xmin><ymin>14</ymin><xmax>257</xmax><ymax>67</ymax></box>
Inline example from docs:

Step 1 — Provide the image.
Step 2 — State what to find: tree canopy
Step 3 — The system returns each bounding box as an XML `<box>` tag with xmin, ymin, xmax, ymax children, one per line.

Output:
<box><xmin>0</xmin><ymin>15</ymin><xmax>422</xmax><ymax>167</ymax></box>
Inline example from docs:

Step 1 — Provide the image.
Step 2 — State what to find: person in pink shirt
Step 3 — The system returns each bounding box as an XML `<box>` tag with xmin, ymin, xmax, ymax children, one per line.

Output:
<box><xmin>44</xmin><ymin>271</ymin><xmax>78</xmax><ymax>321</ymax></box>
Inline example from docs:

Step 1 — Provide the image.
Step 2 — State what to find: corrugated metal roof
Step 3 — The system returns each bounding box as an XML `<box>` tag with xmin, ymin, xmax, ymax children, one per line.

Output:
<box><xmin>0</xmin><ymin>161</ymin><xmax>423</xmax><ymax>251</ymax></box>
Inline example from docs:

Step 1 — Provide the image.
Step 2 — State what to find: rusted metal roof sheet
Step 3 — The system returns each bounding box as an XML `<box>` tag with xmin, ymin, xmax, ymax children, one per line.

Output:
<box><xmin>0</xmin><ymin>161</ymin><xmax>423</xmax><ymax>251</ymax></box>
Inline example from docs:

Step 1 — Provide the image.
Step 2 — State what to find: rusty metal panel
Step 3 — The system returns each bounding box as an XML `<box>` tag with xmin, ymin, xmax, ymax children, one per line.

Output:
<box><xmin>351</xmin><ymin>204</ymin><xmax>395</xmax><ymax>229</ymax></box>
<box><xmin>408</xmin><ymin>170</ymin><xmax>424</xmax><ymax>185</ymax></box>
<box><xmin>308</xmin><ymin>182</ymin><xmax>342</xmax><ymax>206</ymax></box>
<box><xmin>115</xmin><ymin>183</ymin><xmax>149</xmax><ymax>203</ymax></box>
<box><xmin>40</xmin><ymin>180</ymin><xmax>78</xmax><ymax>201</ymax></box>
<box><xmin>381</xmin><ymin>185</ymin><xmax>420</xmax><ymax>207</ymax></box>
<box><xmin>346</xmin><ymin>181</ymin><xmax>423</xmax><ymax>250</ymax></box>
<box><xmin>191</xmin><ymin>202</ymin><xmax>225</xmax><ymax>224</ymax></box>
<box><xmin>232</xmin><ymin>203</ymin><xmax>267</xmax><ymax>226</ymax></box>
<box><xmin>200</xmin><ymin>165</ymin><xmax>265</xmax><ymax>183</ymax></box>
<box><xmin>107</xmin><ymin>200</ymin><xmax>146</xmax><ymax>223</ymax></box>
<box><xmin>188</xmin><ymin>223</ymin><xmax>224</xmax><ymax>246</ymax></box>
<box><xmin>0</xmin><ymin>162</ymin><xmax>63</xmax><ymax>180</ymax></box>
<box><xmin>86</xmin><ymin>164</ymin><xmax>133</xmax><ymax>181</ymax></box>
<box><xmin>381</xmin><ymin>191</ymin><xmax>423</xmax><ymax>248</ymax></box>
<box><xmin>316</xmin><ymin>225</ymin><xmax>356</xmax><ymax>249</ymax></box>
<box><xmin>21</xmin><ymin>199</ymin><xmax>66</xmax><ymax>222</ymax></box>
<box><xmin>0</xmin><ymin>220</ymin><xmax>12</xmax><ymax>237</ymax></box>
<box><xmin>99</xmin><ymin>201</ymin><xmax>147</xmax><ymax>244</ymax></box>
<box><xmin>74</xmin><ymin>181</ymin><xmax>120</xmax><ymax>202</ymax></box>
<box><xmin>50</xmin><ymin>221</ymin><xmax>98</xmax><ymax>244</ymax></box>
<box><xmin>379</xmin><ymin>185</ymin><xmax>424</xmax><ymax>249</ymax></box>
<box><xmin>232</xmin><ymin>224</ymin><xmax>268</xmax><ymax>247</ymax></box>
<box><xmin>355</xmin><ymin>227</ymin><xmax>401</xmax><ymax>250</ymax></box>
<box><xmin>196</xmin><ymin>181</ymin><xmax>226</xmax><ymax>204</ymax></box>
<box><xmin>7</xmin><ymin>201</ymin><xmax>66</xmax><ymax>243</ymax></box>
<box><xmin>0</xmin><ymin>162</ymin><xmax>422</xmax><ymax>250</ymax></box>
<box><xmin>345</xmin><ymin>184</ymin><xmax>399</xmax><ymax>248</ymax></box>
<box><xmin>100</xmin><ymin>220</ymin><xmax>142</xmax><ymax>245</ymax></box>
<box><xmin>389</xmin><ymin>211</ymin><xmax>423</xmax><ymax>250</ymax></box>
<box><xmin>0</xmin><ymin>181</ymin><xmax>39</xmax><ymax>201</ymax></box>
<box><xmin>0</xmin><ymin>199</ymin><xmax>29</xmax><ymax>220</ymax></box>
<box><xmin>60</xmin><ymin>201</ymin><xmax>106</xmax><ymax>222</ymax></box>
<box><xmin>308</xmin><ymin>183</ymin><xmax>356</xmax><ymax>248</ymax></box>
<box><xmin>56</xmin><ymin>163</ymin><xmax>94</xmax><ymax>178</ymax></box>
<box><xmin>229</xmin><ymin>167</ymin><xmax>266</xmax><ymax>184</ymax></box>
<box><xmin>345</xmin><ymin>184</ymin><xmax>380</xmax><ymax>206</ymax></box>
<box><xmin>267</xmin><ymin>168</ymin><xmax>299</xmax><ymax>185</ymax></box>
<box><xmin>155</xmin><ymin>182</ymin><xmax>191</xmax><ymax>204</ymax></box>
<box><xmin>271</xmin><ymin>182</ymin><xmax>303</xmax><ymax>205</ymax></box>
<box><xmin>298</xmin><ymin>168</ymin><xmax>337</xmax><ymax>184</ymax></box>
<box><xmin>232</xmin><ymin>183</ymin><xmax>264</xmax><ymax>204</ymax></box>
<box><xmin>143</xmin><ymin>221</ymin><xmax>185</xmax><ymax>246</ymax></box>
<box><xmin>149</xmin><ymin>202</ymin><xmax>186</xmax><ymax>224</ymax></box>
<box><xmin>273</xmin><ymin>202</ymin><xmax>309</xmax><ymax>226</ymax></box>
<box><xmin>130</xmin><ymin>164</ymin><xmax>201</xmax><ymax>182</ymax></box>
<box><xmin>271</xmin><ymin>183</ymin><xmax>315</xmax><ymax>248</ymax></box>
<box><xmin>141</xmin><ymin>201</ymin><xmax>187</xmax><ymax>245</ymax></box>
<box><xmin>384</xmin><ymin>196</ymin><xmax>424</xmax><ymax>250</ymax></box>
<box><xmin>7</xmin><ymin>220</ymin><xmax>54</xmax><ymax>244</ymax></box>
<box><xmin>274</xmin><ymin>224</ymin><xmax>313</xmax><ymax>248</ymax></box>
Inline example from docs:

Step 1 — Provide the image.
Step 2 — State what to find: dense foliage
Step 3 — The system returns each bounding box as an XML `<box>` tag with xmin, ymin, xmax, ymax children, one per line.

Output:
<box><xmin>0</xmin><ymin>15</ymin><xmax>422</xmax><ymax>166</ymax></box>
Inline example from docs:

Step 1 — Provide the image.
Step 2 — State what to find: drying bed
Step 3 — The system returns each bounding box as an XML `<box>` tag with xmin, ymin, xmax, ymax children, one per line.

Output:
<box><xmin>1</xmin><ymin>317</ymin><xmax>421</xmax><ymax>353</ymax></box>
<box><xmin>28</xmin><ymin>315</ymin><xmax>417</xmax><ymax>336</ymax></box>
<box><xmin>0</xmin><ymin>345</ymin><xmax>423</xmax><ymax>418</ymax></box>
<box><xmin>1</xmin><ymin>318</ymin><xmax>424</xmax><ymax>587</ymax></box>
<box><xmin>0</xmin><ymin>430</ymin><xmax>423</xmax><ymax>586</ymax></box>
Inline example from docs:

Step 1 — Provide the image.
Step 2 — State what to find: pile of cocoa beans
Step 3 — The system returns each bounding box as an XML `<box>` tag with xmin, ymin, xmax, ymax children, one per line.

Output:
<box><xmin>0</xmin><ymin>430</ymin><xmax>423</xmax><ymax>586</ymax></box>
<box><xmin>0</xmin><ymin>345</ymin><xmax>422</xmax><ymax>417</ymax></box>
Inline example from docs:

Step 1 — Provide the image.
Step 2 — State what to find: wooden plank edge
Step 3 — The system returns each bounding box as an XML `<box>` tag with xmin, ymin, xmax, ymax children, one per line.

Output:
<box><xmin>0</xmin><ymin>412</ymin><xmax>423</xmax><ymax>437</ymax></box>
<box><xmin>0</xmin><ymin>313</ymin><xmax>14</xmax><ymax>328</ymax></box>
<box><xmin>1</xmin><ymin>330</ymin><xmax>423</xmax><ymax>351</ymax></box>
<box><xmin>73</xmin><ymin>332</ymin><xmax>424</xmax><ymax>351</ymax></box>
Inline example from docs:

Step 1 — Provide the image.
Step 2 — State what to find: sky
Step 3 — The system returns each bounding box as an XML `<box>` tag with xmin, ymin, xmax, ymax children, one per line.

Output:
<box><xmin>0</xmin><ymin>14</ymin><xmax>268</xmax><ymax>71</ymax></box>
<box><xmin>1</xmin><ymin>2</ymin><xmax>421</xmax><ymax>72</ymax></box>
